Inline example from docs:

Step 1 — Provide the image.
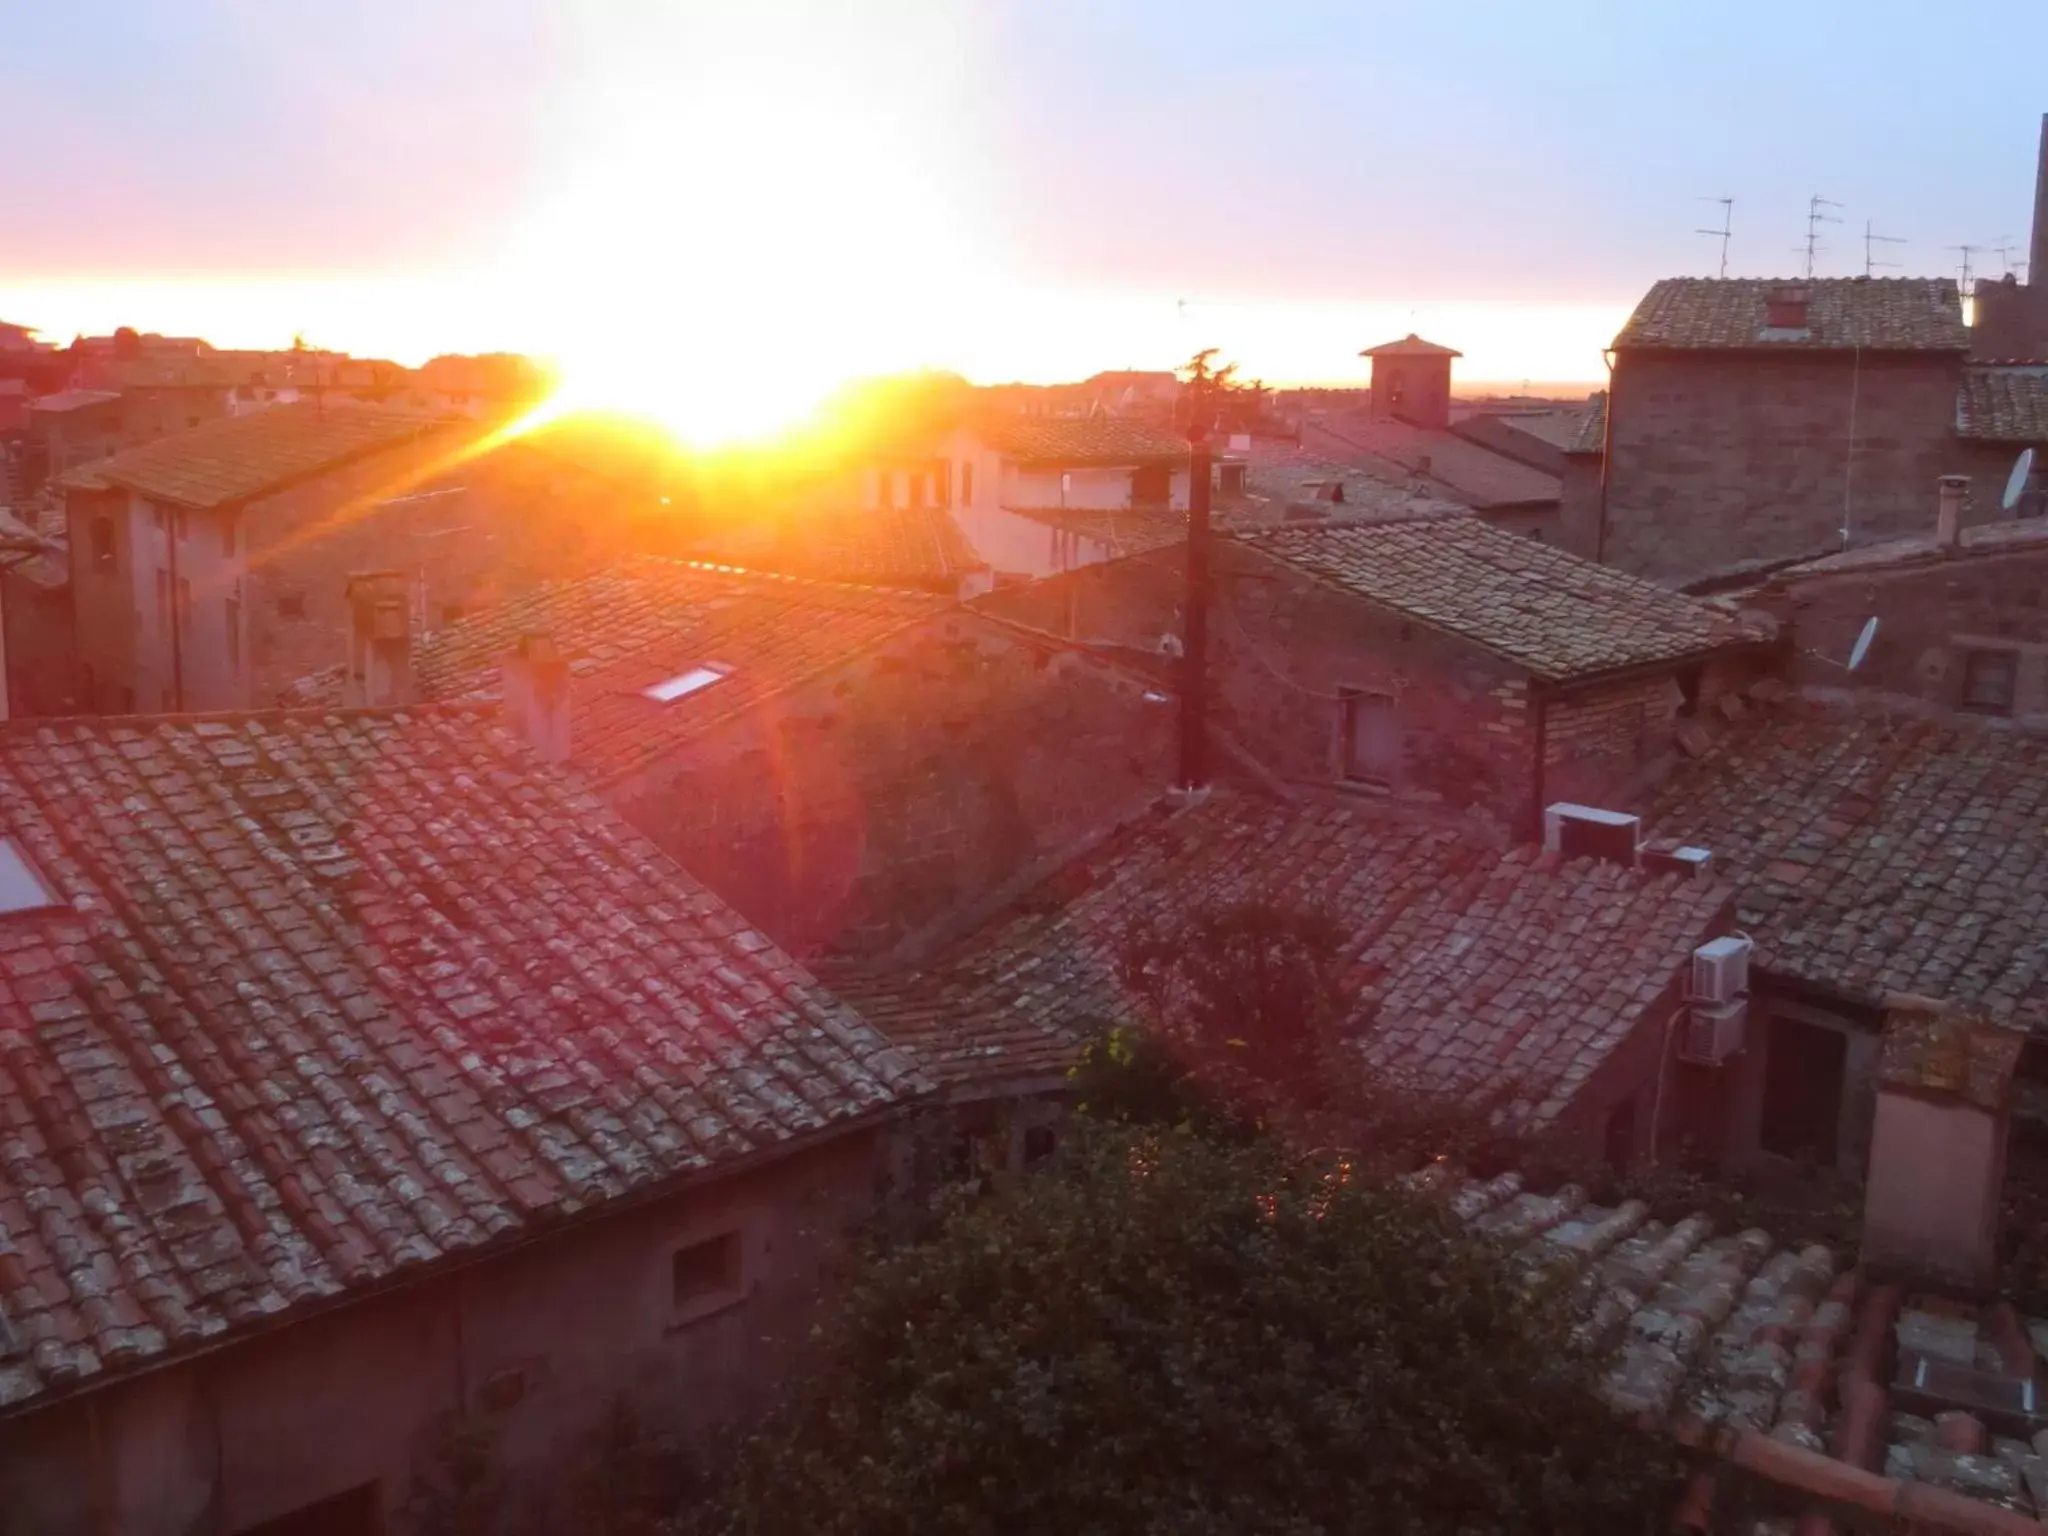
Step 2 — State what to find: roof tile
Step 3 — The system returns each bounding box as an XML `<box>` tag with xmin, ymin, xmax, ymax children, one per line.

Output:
<box><xmin>1616</xmin><ymin>278</ymin><xmax>1967</xmax><ymax>353</ymax></box>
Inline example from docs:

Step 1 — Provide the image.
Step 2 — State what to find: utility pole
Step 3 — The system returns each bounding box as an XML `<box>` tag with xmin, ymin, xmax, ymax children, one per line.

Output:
<box><xmin>1696</xmin><ymin>197</ymin><xmax>1733</xmax><ymax>278</ymax></box>
<box><xmin>1863</xmin><ymin>221</ymin><xmax>1905</xmax><ymax>277</ymax></box>
<box><xmin>1948</xmin><ymin>244</ymin><xmax>1984</xmax><ymax>300</ymax></box>
<box><xmin>1177</xmin><ymin>396</ymin><xmax>1214</xmax><ymax>796</ymax></box>
<box><xmin>1800</xmin><ymin>196</ymin><xmax>1842</xmax><ymax>279</ymax></box>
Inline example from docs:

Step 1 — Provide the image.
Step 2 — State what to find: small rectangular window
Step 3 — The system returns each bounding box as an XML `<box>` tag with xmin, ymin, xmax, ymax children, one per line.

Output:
<box><xmin>644</xmin><ymin>664</ymin><xmax>730</xmax><ymax>703</ymax></box>
<box><xmin>1961</xmin><ymin>648</ymin><xmax>2019</xmax><ymax>715</ymax></box>
<box><xmin>0</xmin><ymin>840</ymin><xmax>59</xmax><ymax>915</ymax></box>
<box><xmin>277</xmin><ymin>592</ymin><xmax>306</xmax><ymax>619</ymax></box>
<box><xmin>672</xmin><ymin>1232</ymin><xmax>743</xmax><ymax>1317</ymax></box>
<box><xmin>1339</xmin><ymin>688</ymin><xmax>1398</xmax><ymax>785</ymax></box>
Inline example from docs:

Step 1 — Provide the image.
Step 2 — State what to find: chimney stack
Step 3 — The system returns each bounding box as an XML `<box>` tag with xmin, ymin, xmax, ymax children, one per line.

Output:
<box><xmin>343</xmin><ymin>571</ymin><xmax>413</xmax><ymax>707</ymax></box>
<box><xmin>1861</xmin><ymin>997</ymin><xmax>2020</xmax><ymax>1292</ymax></box>
<box><xmin>2031</xmin><ymin>113</ymin><xmax>2048</xmax><ymax>298</ymax></box>
<box><xmin>501</xmin><ymin>633</ymin><xmax>571</xmax><ymax>764</ymax></box>
<box><xmin>1937</xmin><ymin>474</ymin><xmax>1969</xmax><ymax>548</ymax></box>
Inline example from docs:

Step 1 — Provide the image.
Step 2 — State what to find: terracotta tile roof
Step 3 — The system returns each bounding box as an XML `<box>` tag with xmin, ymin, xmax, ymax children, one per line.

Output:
<box><xmin>1243</xmin><ymin>443</ymin><xmax>1469</xmax><ymax>519</ymax></box>
<box><xmin>1235</xmin><ymin>517</ymin><xmax>1772</xmax><ymax>682</ymax></box>
<box><xmin>0</xmin><ymin>709</ymin><xmax>924</xmax><ymax>1411</ymax></box>
<box><xmin>56</xmin><ymin>404</ymin><xmax>451</xmax><ymax>509</ymax></box>
<box><xmin>976</xmin><ymin>416</ymin><xmax>1188</xmax><ymax>467</ymax></box>
<box><xmin>413</xmin><ymin>559</ymin><xmax>950</xmax><ymax>785</ymax></box>
<box><xmin>684</xmin><ymin>506</ymin><xmax>985</xmax><ymax>592</ymax></box>
<box><xmin>1303</xmin><ymin>416</ymin><xmax>1562</xmax><ymax>509</ymax></box>
<box><xmin>1360</xmin><ymin>333</ymin><xmax>1463</xmax><ymax>358</ymax></box>
<box><xmin>1567</xmin><ymin>391</ymin><xmax>1608</xmax><ymax>455</ymax></box>
<box><xmin>1615</xmin><ymin>278</ymin><xmax>1968</xmax><ymax>353</ymax></box>
<box><xmin>1641</xmin><ymin>701</ymin><xmax>2048</xmax><ymax>1031</ymax></box>
<box><xmin>843</xmin><ymin>791</ymin><xmax>1729</xmax><ymax>1113</ymax></box>
<box><xmin>26</xmin><ymin>390</ymin><xmax>121</xmax><ymax>415</ymax></box>
<box><xmin>1958</xmin><ymin>367</ymin><xmax>2048</xmax><ymax>442</ymax></box>
<box><xmin>1420</xmin><ymin>1168</ymin><xmax>2048</xmax><ymax>1531</ymax></box>
<box><xmin>1762</xmin><ymin>515</ymin><xmax>2048</xmax><ymax>579</ymax></box>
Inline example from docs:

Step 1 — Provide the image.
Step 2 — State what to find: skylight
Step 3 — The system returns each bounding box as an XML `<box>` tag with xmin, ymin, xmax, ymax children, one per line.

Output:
<box><xmin>643</xmin><ymin>664</ymin><xmax>731</xmax><ymax>704</ymax></box>
<box><xmin>0</xmin><ymin>839</ymin><xmax>59</xmax><ymax>915</ymax></box>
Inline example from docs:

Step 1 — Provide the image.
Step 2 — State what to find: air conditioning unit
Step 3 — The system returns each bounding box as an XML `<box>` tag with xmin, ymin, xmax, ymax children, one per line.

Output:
<box><xmin>1678</xmin><ymin>998</ymin><xmax>1747</xmax><ymax>1065</ymax></box>
<box><xmin>1691</xmin><ymin>936</ymin><xmax>1753</xmax><ymax>1004</ymax></box>
<box><xmin>1543</xmin><ymin>803</ymin><xmax>1642</xmax><ymax>867</ymax></box>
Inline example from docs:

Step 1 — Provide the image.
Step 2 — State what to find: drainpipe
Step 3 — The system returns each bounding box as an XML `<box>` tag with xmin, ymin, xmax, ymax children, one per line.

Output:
<box><xmin>1594</xmin><ymin>348</ymin><xmax>1616</xmax><ymax>565</ymax></box>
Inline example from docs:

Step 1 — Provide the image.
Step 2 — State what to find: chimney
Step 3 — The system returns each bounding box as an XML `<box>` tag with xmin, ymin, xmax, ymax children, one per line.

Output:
<box><xmin>1861</xmin><ymin>997</ymin><xmax>2021</xmax><ymax>1292</ymax></box>
<box><xmin>2031</xmin><ymin>113</ymin><xmax>2048</xmax><ymax>299</ymax></box>
<box><xmin>343</xmin><ymin>570</ymin><xmax>412</xmax><ymax>707</ymax></box>
<box><xmin>501</xmin><ymin>633</ymin><xmax>571</xmax><ymax>764</ymax></box>
<box><xmin>1937</xmin><ymin>474</ymin><xmax>1969</xmax><ymax>547</ymax></box>
<box><xmin>1765</xmin><ymin>286</ymin><xmax>1811</xmax><ymax>331</ymax></box>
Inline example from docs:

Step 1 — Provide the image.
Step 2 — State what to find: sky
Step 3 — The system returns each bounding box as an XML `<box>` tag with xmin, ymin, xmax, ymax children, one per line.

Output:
<box><xmin>6</xmin><ymin>0</ymin><xmax>2048</xmax><ymax>436</ymax></box>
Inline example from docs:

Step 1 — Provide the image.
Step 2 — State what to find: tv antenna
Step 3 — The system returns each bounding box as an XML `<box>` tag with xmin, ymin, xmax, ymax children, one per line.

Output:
<box><xmin>1948</xmin><ymin>244</ymin><xmax>1985</xmax><ymax>298</ymax></box>
<box><xmin>1696</xmin><ymin>197</ymin><xmax>1733</xmax><ymax>278</ymax></box>
<box><xmin>1992</xmin><ymin>237</ymin><xmax>2030</xmax><ymax>279</ymax></box>
<box><xmin>1799</xmin><ymin>196</ymin><xmax>1842</xmax><ymax>279</ymax></box>
<box><xmin>1863</xmin><ymin>222</ymin><xmax>1905</xmax><ymax>277</ymax></box>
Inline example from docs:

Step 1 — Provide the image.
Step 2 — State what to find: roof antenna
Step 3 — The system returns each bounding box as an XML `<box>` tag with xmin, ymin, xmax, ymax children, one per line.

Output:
<box><xmin>1863</xmin><ymin>221</ymin><xmax>1905</xmax><ymax>277</ymax></box>
<box><xmin>1696</xmin><ymin>197</ymin><xmax>1733</xmax><ymax>278</ymax></box>
<box><xmin>1799</xmin><ymin>196</ymin><xmax>1842</xmax><ymax>279</ymax></box>
<box><xmin>1802</xmin><ymin>614</ymin><xmax>1880</xmax><ymax>673</ymax></box>
<box><xmin>1947</xmin><ymin>243</ymin><xmax>1985</xmax><ymax>302</ymax></box>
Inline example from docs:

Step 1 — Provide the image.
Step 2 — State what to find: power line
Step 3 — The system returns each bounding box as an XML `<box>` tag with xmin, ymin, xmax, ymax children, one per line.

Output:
<box><xmin>1695</xmin><ymin>197</ymin><xmax>1733</xmax><ymax>278</ymax></box>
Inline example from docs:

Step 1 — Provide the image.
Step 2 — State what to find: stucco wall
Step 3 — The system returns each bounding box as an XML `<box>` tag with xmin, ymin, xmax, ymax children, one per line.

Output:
<box><xmin>1603</xmin><ymin>351</ymin><xmax>1966</xmax><ymax>583</ymax></box>
<box><xmin>613</xmin><ymin>611</ymin><xmax>1177</xmax><ymax>960</ymax></box>
<box><xmin>1863</xmin><ymin>1091</ymin><xmax>2006</xmax><ymax>1286</ymax></box>
<box><xmin>0</xmin><ymin>1130</ymin><xmax>886</xmax><ymax>1536</ymax></box>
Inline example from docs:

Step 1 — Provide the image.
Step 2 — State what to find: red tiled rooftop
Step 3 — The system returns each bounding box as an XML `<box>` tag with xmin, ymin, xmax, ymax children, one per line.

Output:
<box><xmin>56</xmin><ymin>403</ymin><xmax>452</xmax><ymax>509</ymax></box>
<box><xmin>684</xmin><ymin>505</ymin><xmax>985</xmax><ymax>592</ymax></box>
<box><xmin>1306</xmin><ymin>415</ymin><xmax>1562</xmax><ymax>508</ymax></box>
<box><xmin>0</xmin><ymin>708</ymin><xmax>924</xmax><ymax>1411</ymax></box>
<box><xmin>844</xmin><ymin>790</ymin><xmax>1731</xmax><ymax>1113</ymax></box>
<box><xmin>1640</xmin><ymin>700</ymin><xmax>2048</xmax><ymax>1031</ymax></box>
<box><xmin>1615</xmin><ymin>278</ymin><xmax>1968</xmax><ymax>353</ymax></box>
<box><xmin>976</xmin><ymin>415</ymin><xmax>1188</xmax><ymax>466</ymax></box>
<box><xmin>1360</xmin><ymin>333</ymin><xmax>1463</xmax><ymax>358</ymax></box>
<box><xmin>1957</xmin><ymin>366</ymin><xmax>2048</xmax><ymax>443</ymax></box>
<box><xmin>414</xmin><ymin>558</ymin><xmax>952</xmax><ymax>785</ymax></box>
<box><xmin>1236</xmin><ymin>517</ymin><xmax>1772</xmax><ymax>682</ymax></box>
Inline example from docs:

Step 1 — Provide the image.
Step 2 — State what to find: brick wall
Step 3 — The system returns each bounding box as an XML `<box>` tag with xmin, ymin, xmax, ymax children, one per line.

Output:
<box><xmin>615</xmin><ymin>613</ymin><xmax>1176</xmax><ymax>960</ymax></box>
<box><xmin>1752</xmin><ymin>540</ymin><xmax>2048</xmax><ymax>721</ymax></box>
<box><xmin>1603</xmin><ymin>351</ymin><xmax>1966</xmax><ymax>582</ymax></box>
<box><xmin>1559</xmin><ymin>455</ymin><xmax>1603</xmax><ymax>559</ymax></box>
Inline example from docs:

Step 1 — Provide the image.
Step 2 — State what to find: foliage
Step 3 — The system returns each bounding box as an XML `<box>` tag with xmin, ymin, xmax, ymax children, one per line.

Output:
<box><xmin>676</xmin><ymin>1123</ymin><xmax>1682</xmax><ymax>1536</ymax></box>
<box><xmin>561</xmin><ymin>1399</ymin><xmax>703</xmax><ymax>1536</ymax></box>
<box><xmin>405</xmin><ymin>1417</ymin><xmax>504</xmax><ymax>1536</ymax></box>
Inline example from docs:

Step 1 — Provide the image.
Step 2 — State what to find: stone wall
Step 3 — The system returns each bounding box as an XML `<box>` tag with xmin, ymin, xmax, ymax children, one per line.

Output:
<box><xmin>0</xmin><ymin>1131</ymin><xmax>885</xmax><ymax>1536</ymax></box>
<box><xmin>1602</xmin><ymin>351</ymin><xmax>1966</xmax><ymax>583</ymax></box>
<box><xmin>615</xmin><ymin>612</ymin><xmax>1177</xmax><ymax>961</ymax></box>
<box><xmin>1750</xmin><ymin>536</ymin><xmax>2048</xmax><ymax>721</ymax></box>
<box><xmin>1558</xmin><ymin>454</ymin><xmax>1603</xmax><ymax>560</ymax></box>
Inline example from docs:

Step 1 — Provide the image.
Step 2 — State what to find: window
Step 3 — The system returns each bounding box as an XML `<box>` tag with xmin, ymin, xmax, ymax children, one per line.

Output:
<box><xmin>961</xmin><ymin>461</ymin><xmax>974</xmax><ymax>505</ymax></box>
<box><xmin>1023</xmin><ymin>1124</ymin><xmax>1058</xmax><ymax>1167</ymax></box>
<box><xmin>644</xmin><ymin>664</ymin><xmax>730</xmax><ymax>703</ymax></box>
<box><xmin>186</xmin><ymin>415</ymin><xmax>200</xmax><ymax>428</ymax></box>
<box><xmin>671</xmin><ymin>1232</ymin><xmax>744</xmax><ymax>1320</ymax></box>
<box><xmin>89</xmin><ymin>516</ymin><xmax>116</xmax><ymax>571</ymax></box>
<box><xmin>225</xmin><ymin>597</ymin><xmax>241</xmax><ymax>673</ymax></box>
<box><xmin>1759</xmin><ymin>1017</ymin><xmax>1847</xmax><ymax>1166</ymax></box>
<box><xmin>0</xmin><ymin>839</ymin><xmax>59</xmax><ymax>915</ymax></box>
<box><xmin>277</xmin><ymin>592</ymin><xmax>306</xmax><ymax>619</ymax></box>
<box><xmin>1961</xmin><ymin>648</ymin><xmax>2019</xmax><ymax>715</ymax></box>
<box><xmin>1339</xmin><ymin>688</ymin><xmax>1399</xmax><ymax>785</ymax></box>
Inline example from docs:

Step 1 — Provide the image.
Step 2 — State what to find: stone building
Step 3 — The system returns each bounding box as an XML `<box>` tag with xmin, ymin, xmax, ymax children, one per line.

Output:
<box><xmin>976</xmin><ymin>511</ymin><xmax>1775</xmax><ymax>838</ymax></box>
<box><xmin>0</xmin><ymin>708</ymin><xmax>926</xmax><ymax>1536</ymax></box>
<box><xmin>1360</xmin><ymin>333</ymin><xmax>1460</xmax><ymax>430</ymax></box>
<box><xmin>1596</xmin><ymin>277</ymin><xmax>1972</xmax><ymax>584</ymax></box>
<box><xmin>372</xmin><ymin>556</ymin><xmax>1178</xmax><ymax>963</ymax></box>
<box><xmin>56</xmin><ymin>403</ymin><xmax>651</xmax><ymax>715</ymax></box>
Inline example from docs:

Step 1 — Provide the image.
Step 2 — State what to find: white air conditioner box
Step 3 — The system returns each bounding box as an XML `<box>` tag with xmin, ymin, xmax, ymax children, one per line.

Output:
<box><xmin>1690</xmin><ymin>935</ymin><xmax>1753</xmax><ymax>1005</ymax></box>
<box><xmin>1678</xmin><ymin>998</ymin><xmax>1747</xmax><ymax>1065</ymax></box>
<box><xmin>1542</xmin><ymin>803</ymin><xmax>1642</xmax><ymax>866</ymax></box>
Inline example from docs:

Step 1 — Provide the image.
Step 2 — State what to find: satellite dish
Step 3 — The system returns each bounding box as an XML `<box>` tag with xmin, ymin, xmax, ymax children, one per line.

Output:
<box><xmin>2003</xmin><ymin>448</ymin><xmax>2036</xmax><ymax>513</ymax></box>
<box><xmin>1847</xmin><ymin>615</ymin><xmax>1879</xmax><ymax>672</ymax></box>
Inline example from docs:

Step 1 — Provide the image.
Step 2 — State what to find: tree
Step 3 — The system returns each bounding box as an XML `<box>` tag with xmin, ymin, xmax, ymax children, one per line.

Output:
<box><xmin>111</xmin><ymin>326</ymin><xmax>141</xmax><ymax>361</ymax></box>
<box><xmin>682</xmin><ymin>1124</ymin><xmax>1682</xmax><ymax>1535</ymax></box>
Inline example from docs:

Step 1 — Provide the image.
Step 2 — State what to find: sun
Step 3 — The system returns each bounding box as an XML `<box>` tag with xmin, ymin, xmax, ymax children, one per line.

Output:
<box><xmin>491</xmin><ymin>1</ymin><xmax>988</xmax><ymax>450</ymax></box>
